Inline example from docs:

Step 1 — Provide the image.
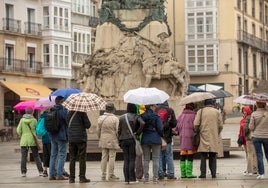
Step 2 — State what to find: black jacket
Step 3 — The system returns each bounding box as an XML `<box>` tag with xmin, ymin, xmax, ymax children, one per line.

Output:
<box><xmin>67</xmin><ymin>111</ymin><xmax>91</xmax><ymax>143</ymax></box>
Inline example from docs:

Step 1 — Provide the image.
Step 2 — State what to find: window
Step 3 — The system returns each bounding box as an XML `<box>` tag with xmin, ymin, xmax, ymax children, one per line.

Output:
<box><xmin>260</xmin><ymin>1</ymin><xmax>263</xmax><ymax>22</ymax></box>
<box><xmin>72</xmin><ymin>0</ymin><xmax>90</xmax><ymax>15</ymax></box>
<box><xmin>244</xmin><ymin>19</ymin><xmax>247</xmax><ymax>32</ymax></box>
<box><xmin>243</xmin><ymin>0</ymin><xmax>247</xmax><ymax>13</ymax></box>
<box><xmin>27</xmin><ymin>47</ymin><xmax>35</xmax><ymax>69</ymax></box>
<box><xmin>244</xmin><ymin>50</ymin><xmax>248</xmax><ymax>75</ymax></box>
<box><xmin>238</xmin><ymin>48</ymin><xmax>242</xmax><ymax>73</ymax></box>
<box><xmin>27</xmin><ymin>8</ymin><xmax>35</xmax><ymax>34</ymax></box>
<box><xmin>237</xmin><ymin>16</ymin><xmax>241</xmax><ymax>30</ymax></box>
<box><xmin>5</xmin><ymin>44</ymin><xmax>14</xmax><ymax>68</ymax></box>
<box><xmin>54</xmin><ymin>44</ymin><xmax>70</xmax><ymax>68</ymax></box>
<box><xmin>53</xmin><ymin>6</ymin><xmax>69</xmax><ymax>31</ymax></box>
<box><xmin>253</xmin><ymin>53</ymin><xmax>257</xmax><ymax>77</ymax></box>
<box><xmin>43</xmin><ymin>44</ymin><xmax>50</xmax><ymax>66</ymax></box>
<box><xmin>252</xmin><ymin>23</ymin><xmax>256</xmax><ymax>36</ymax></box>
<box><xmin>5</xmin><ymin>4</ymin><xmax>14</xmax><ymax>31</ymax></box>
<box><xmin>43</xmin><ymin>6</ymin><xmax>49</xmax><ymax>29</ymax></box>
<box><xmin>252</xmin><ymin>0</ymin><xmax>255</xmax><ymax>17</ymax></box>
<box><xmin>265</xmin><ymin>5</ymin><xmax>268</xmax><ymax>24</ymax></box>
<box><xmin>73</xmin><ymin>30</ymin><xmax>91</xmax><ymax>54</ymax></box>
<box><xmin>237</xmin><ymin>0</ymin><xmax>241</xmax><ymax>10</ymax></box>
<box><xmin>260</xmin><ymin>27</ymin><xmax>263</xmax><ymax>38</ymax></box>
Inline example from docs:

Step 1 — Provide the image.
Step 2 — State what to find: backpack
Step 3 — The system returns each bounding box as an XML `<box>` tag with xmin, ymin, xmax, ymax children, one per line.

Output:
<box><xmin>44</xmin><ymin>109</ymin><xmax>60</xmax><ymax>134</ymax></box>
<box><xmin>156</xmin><ymin>108</ymin><xmax>171</xmax><ymax>127</ymax></box>
<box><xmin>36</xmin><ymin>117</ymin><xmax>46</xmax><ymax>137</ymax></box>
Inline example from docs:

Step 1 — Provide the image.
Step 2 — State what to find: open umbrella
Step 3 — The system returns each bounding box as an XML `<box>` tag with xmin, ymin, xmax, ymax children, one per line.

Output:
<box><xmin>178</xmin><ymin>92</ymin><xmax>216</xmax><ymax>106</ymax></box>
<box><xmin>62</xmin><ymin>92</ymin><xmax>106</xmax><ymax>112</ymax></box>
<box><xmin>198</xmin><ymin>84</ymin><xmax>222</xmax><ymax>91</ymax></box>
<box><xmin>14</xmin><ymin>100</ymin><xmax>42</xmax><ymax>111</ymax></box>
<box><xmin>35</xmin><ymin>96</ymin><xmax>56</xmax><ymax>109</ymax></box>
<box><xmin>123</xmin><ymin>87</ymin><xmax>169</xmax><ymax>105</ymax></box>
<box><xmin>50</xmin><ymin>88</ymin><xmax>82</xmax><ymax>98</ymax></box>
<box><xmin>233</xmin><ymin>95</ymin><xmax>256</xmax><ymax>105</ymax></box>
<box><xmin>243</xmin><ymin>93</ymin><xmax>268</xmax><ymax>103</ymax></box>
<box><xmin>210</xmin><ymin>90</ymin><xmax>233</xmax><ymax>98</ymax></box>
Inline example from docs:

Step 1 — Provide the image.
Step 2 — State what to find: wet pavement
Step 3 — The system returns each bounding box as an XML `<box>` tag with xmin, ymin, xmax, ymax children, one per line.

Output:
<box><xmin>1</xmin><ymin>116</ymin><xmax>268</xmax><ymax>188</ymax></box>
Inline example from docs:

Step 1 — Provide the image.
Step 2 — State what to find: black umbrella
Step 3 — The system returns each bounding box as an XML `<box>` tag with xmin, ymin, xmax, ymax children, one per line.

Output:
<box><xmin>210</xmin><ymin>90</ymin><xmax>233</xmax><ymax>98</ymax></box>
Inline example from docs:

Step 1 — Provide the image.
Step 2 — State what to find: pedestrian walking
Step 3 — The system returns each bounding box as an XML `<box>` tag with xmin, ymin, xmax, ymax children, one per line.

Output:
<box><xmin>249</xmin><ymin>101</ymin><xmax>268</xmax><ymax>179</ymax></box>
<box><xmin>194</xmin><ymin>99</ymin><xmax>223</xmax><ymax>178</ymax></box>
<box><xmin>16</xmin><ymin>107</ymin><xmax>43</xmax><ymax>177</ymax></box>
<box><xmin>97</xmin><ymin>103</ymin><xmax>120</xmax><ymax>181</ymax></box>
<box><xmin>174</xmin><ymin>103</ymin><xmax>197</xmax><ymax>178</ymax></box>
<box><xmin>67</xmin><ymin>110</ymin><xmax>91</xmax><ymax>183</ymax></box>
<box><xmin>118</xmin><ymin>103</ymin><xmax>145</xmax><ymax>184</ymax></box>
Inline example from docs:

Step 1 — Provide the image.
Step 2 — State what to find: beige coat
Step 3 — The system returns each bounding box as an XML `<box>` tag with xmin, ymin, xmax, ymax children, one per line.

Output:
<box><xmin>97</xmin><ymin>112</ymin><xmax>120</xmax><ymax>149</ymax></box>
<box><xmin>194</xmin><ymin>106</ymin><xmax>223</xmax><ymax>153</ymax></box>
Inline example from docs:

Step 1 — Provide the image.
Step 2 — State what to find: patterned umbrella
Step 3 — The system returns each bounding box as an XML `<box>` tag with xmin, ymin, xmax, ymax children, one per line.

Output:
<box><xmin>62</xmin><ymin>92</ymin><xmax>106</xmax><ymax>112</ymax></box>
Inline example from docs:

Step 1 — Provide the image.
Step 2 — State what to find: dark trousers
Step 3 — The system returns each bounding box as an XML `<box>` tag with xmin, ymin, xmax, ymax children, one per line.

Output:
<box><xmin>42</xmin><ymin>143</ymin><xmax>51</xmax><ymax>167</ymax></box>
<box><xmin>200</xmin><ymin>152</ymin><xmax>217</xmax><ymax>177</ymax></box>
<box><xmin>69</xmin><ymin>142</ymin><xmax>87</xmax><ymax>180</ymax></box>
<box><xmin>121</xmin><ymin>139</ymin><xmax>136</xmax><ymax>182</ymax></box>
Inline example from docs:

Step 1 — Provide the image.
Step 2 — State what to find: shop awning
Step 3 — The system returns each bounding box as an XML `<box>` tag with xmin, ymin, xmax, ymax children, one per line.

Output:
<box><xmin>0</xmin><ymin>81</ymin><xmax>52</xmax><ymax>101</ymax></box>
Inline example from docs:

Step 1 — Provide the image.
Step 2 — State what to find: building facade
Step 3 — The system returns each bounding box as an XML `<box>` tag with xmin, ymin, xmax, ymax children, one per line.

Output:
<box><xmin>167</xmin><ymin>0</ymin><xmax>268</xmax><ymax>112</ymax></box>
<box><xmin>0</xmin><ymin>0</ymin><xmax>98</xmax><ymax>128</ymax></box>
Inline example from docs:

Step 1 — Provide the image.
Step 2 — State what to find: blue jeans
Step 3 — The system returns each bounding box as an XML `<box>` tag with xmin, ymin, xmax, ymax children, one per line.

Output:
<box><xmin>252</xmin><ymin>137</ymin><xmax>268</xmax><ymax>175</ymax></box>
<box><xmin>49</xmin><ymin>139</ymin><xmax>67</xmax><ymax>177</ymax></box>
<box><xmin>158</xmin><ymin>143</ymin><xmax>175</xmax><ymax>177</ymax></box>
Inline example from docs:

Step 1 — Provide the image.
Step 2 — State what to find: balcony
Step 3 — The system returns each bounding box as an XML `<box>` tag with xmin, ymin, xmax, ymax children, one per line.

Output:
<box><xmin>237</xmin><ymin>30</ymin><xmax>268</xmax><ymax>53</ymax></box>
<box><xmin>24</xmin><ymin>22</ymin><xmax>42</xmax><ymax>36</ymax></box>
<box><xmin>0</xmin><ymin>58</ymin><xmax>42</xmax><ymax>74</ymax></box>
<box><xmin>2</xmin><ymin>18</ymin><xmax>21</xmax><ymax>33</ymax></box>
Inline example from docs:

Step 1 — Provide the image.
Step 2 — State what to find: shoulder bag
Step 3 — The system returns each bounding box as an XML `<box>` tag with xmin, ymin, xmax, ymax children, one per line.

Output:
<box><xmin>26</xmin><ymin>123</ymin><xmax>41</xmax><ymax>151</ymax></box>
<box><xmin>193</xmin><ymin>109</ymin><xmax>202</xmax><ymax>149</ymax></box>
<box><xmin>125</xmin><ymin>114</ymin><xmax>143</xmax><ymax>156</ymax></box>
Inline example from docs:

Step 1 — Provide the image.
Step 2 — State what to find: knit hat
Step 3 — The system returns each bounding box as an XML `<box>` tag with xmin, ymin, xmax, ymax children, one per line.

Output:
<box><xmin>105</xmin><ymin>103</ymin><xmax>116</xmax><ymax>113</ymax></box>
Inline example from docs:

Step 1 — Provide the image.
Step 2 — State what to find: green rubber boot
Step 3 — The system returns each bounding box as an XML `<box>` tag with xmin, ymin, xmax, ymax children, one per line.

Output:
<box><xmin>186</xmin><ymin>161</ymin><xmax>197</xmax><ymax>178</ymax></box>
<box><xmin>180</xmin><ymin>161</ymin><xmax>186</xmax><ymax>178</ymax></box>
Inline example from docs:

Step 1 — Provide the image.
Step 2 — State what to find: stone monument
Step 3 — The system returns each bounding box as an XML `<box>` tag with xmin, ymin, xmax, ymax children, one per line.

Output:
<box><xmin>79</xmin><ymin>0</ymin><xmax>189</xmax><ymax>129</ymax></box>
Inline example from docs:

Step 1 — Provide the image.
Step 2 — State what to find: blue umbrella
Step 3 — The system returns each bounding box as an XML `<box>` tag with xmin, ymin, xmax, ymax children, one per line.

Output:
<box><xmin>187</xmin><ymin>85</ymin><xmax>205</xmax><ymax>94</ymax></box>
<box><xmin>50</xmin><ymin>88</ymin><xmax>82</xmax><ymax>99</ymax></box>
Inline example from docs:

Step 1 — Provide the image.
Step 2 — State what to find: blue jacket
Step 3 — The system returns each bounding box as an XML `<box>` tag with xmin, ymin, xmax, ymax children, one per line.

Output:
<box><xmin>48</xmin><ymin>104</ymin><xmax>68</xmax><ymax>142</ymax></box>
<box><xmin>141</xmin><ymin>109</ymin><xmax>163</xmax><ymax>145</ymax></box>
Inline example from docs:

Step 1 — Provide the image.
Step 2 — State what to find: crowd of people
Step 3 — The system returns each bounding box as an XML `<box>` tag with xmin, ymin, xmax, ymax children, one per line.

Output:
<box><xmin>15</xmin><ymin>96</ymin><xmax>268</xmax><ymax>184</ymax></box>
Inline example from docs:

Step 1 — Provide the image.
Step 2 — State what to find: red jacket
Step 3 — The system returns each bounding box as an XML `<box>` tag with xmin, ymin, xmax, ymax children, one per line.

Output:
<box><xmin>238</xmin><ymin>106</ymin><xmax>252</xmax><ymax>146</ymax></box>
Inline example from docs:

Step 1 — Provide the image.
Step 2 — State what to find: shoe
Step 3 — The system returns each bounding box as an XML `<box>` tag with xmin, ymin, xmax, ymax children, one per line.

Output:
<box><xmin>79</xmin><ymin>178</ymin><xmax>90</xmax><ymax>183</ymax></box>
<box><xmin>56</xmin><ymin>176</ymin><xmax>69</xmax><ymax>180</ymax></box>
<box><xmin>143</xmin><ymin>178</ymin><xmax>149</xmax><ymax>183</ymax></box>
<box><xmin>21</xmin><ymin>173</ymin><xmax>26</xmax><ymax>177</ymax></box>
<box><xmin>257</xmin><ymin>174</ymin><xmax>264</xmax><ymax>179</ymax></box>
<box><xmin>63</xmin><ymin>171</ymin><xmax>70</xmax><ymax>177</ymax></box>
<box><xmin>43</xmin><ymin>170</ymin><xmax>48</xmax><ymax>177</ymax></box>
<box><xmin>108</xmin><ymin>175</ymin><xmax>119</xmax><ymax>181</ymax></box>
<box><xmin>39</xmin><ymin>171</ymin><xmax>43</xmax><ymax>176</ymax></box>
<box><xmin>101</xmin><ymin>175</ymin><xmax>106</xmax><ymax>180</ymax></box>
<box><xmin>243</xmin><ymin>171</ymin><xmax>248</xmax><ymax>176</ymax></box>
<box><xmin>153</xmin><ymin>178</ymin><xmax>159</xmax><ymax>183</ymax></box>
<box><xmin>49</xmin><ymin>176</ymin><xmax>56</xmax><ymax>180</ymax></box>
<box><xmin>69</xmin><ymin>179</ymin><xmax>75</xmax><ymax>183</ymax></box>
<box><xmin>198</xmin><ymin>175</ymin><xmax>206</xmax><ymax>178</ymax></box>
<box><xmin>167</xmin><ymin>176</ymin><xmax>177</xmax><ymax>180</ymax></box>
<box><xmin>128</xmin><ymin>181</ymin><xmax>139</xmax><ymax>184</ymax></box>
<box><xmin>158</xmin><ymin>176</ymin><xmax>165</xmax><ymax>180</ymax></box>
<box><xmin>212</xmin><ymin>175</ymin><xmax>216</xmax><ymax>178</ymax></box>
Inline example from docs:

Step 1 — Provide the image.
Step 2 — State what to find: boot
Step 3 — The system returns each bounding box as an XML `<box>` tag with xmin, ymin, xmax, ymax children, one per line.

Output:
<box><xmin>180</xmin><ymin>161</ymin><xmax>186</xmax><ymax>178</ymax></box>
<box><xmin>186</xmin><ymin>161</ymin><xmax>197</xmax><ymax>178</ymax></box>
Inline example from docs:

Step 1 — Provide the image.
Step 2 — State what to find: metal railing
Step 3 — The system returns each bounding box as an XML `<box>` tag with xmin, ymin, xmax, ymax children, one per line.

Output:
<box><xmin>2</xmin><ymin>18</ymin><xmax>21</xmax><ymax>33</ymax></box>
<box><xmin>0</xmin><ymin>58</ymin><xmax>42</xmax><ymax>74</ymax></box>
<box><xmin>24</xmin><ymin>22</ymin><xmax>42</xmax><ymax>36</ymax></box>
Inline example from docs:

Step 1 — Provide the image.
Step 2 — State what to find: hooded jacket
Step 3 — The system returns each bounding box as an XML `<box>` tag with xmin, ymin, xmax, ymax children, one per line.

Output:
<box><xmin>238</xmin><ymin>106</ymin><xmax>252</xmax><ymax>146</ymax></box>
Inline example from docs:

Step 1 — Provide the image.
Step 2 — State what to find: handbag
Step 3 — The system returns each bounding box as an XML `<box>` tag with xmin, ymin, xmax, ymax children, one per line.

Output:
<box><xmin>26</xmin><ymin>123</ymin><xmax>41</xmax><ymax>151</ymax></box>
<box><xmin>237</xmin><ymin>136</ymin><xmax>244</xmax><ymax>146</ymax></box>
<box><xmin>193</xmin><ymin>109</ymin><xmax>202</xmax><ymax>149</ymax></box>
<box><xmin>125</xmin><ymin>114</ymin><xmax>143</xmax><ymax>156</ymax></box>
<box><xmin>161</xmin><ymin>137</ymin><xmax>167</xmax><ymax>151</ymax></box>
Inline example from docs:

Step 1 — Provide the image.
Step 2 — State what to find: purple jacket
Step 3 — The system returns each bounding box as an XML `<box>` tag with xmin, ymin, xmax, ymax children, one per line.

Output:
<box><xmin>174</xmin><ymin>109</ymin><xmax>196</xmax><ymax>150</ymax></box>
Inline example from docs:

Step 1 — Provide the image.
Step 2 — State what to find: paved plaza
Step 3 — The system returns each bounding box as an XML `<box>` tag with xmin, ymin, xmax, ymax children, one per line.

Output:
<box><xmin>1</xmin><ymin>116</ymin><xmax>268</xmax><ymax>188</ymax></box>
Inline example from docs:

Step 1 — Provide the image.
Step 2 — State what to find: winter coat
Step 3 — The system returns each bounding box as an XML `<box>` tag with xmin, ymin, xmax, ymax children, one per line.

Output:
<box><xmin>118</xmin><ymin>113</ymin><xmax>145</xmax><ymax>141</ymax></box>
<box><xmin>97</xmin><ymin>112</ymin><xmax>119</xmax><ymax>149</ymax></box>
<box><xmin>174</xmin><ymin>109</ymin><xmax>196</xmax><ymax>150</ymax></box>
<box><xmin>67</xmin><ymin>111</ymin><xmax>91</xmax><ymax>143</ymax></box>
<box><xmin>249</xmin><ymin>108</ymin><xmax>268</xmax><ymax>138</ymax></box>
<box><xmin>238</xmin><ymin>106</ymin><xmax>252</xmax><ymax>146</ymax></box>
<box><xmin>16</xmin><ymin>114</ymin><xmax>38</xmax><ymax>147</ymax></box>
<box><xmin>194</xmin><ymin>106</ymin><xmax>223</xmax><ymax>153</ymax></box>
<box><xmin>141</xmin><ymin>109</ymin><xmax>163</xmax><ymax>145</ymax></box>
<box><xmin>48</xmin><ymin>104</ymin><xmax>68</xmax><ymax>142</ymax></box>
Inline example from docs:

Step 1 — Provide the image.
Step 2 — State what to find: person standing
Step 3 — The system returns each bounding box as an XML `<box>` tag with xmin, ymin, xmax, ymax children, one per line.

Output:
<box><xmin>118</xmin><ymin>103</ymin><xmax>145</xmax><ymax>184</ymax></box>
<box><xmin>249</xmin><ymin>101</ymin><xmax>268</xmax><ymax>179</ymax></box>
<box><xmin>97</xmin><ymin>103</ymin><xmax>120</xmax><ymax>181</ymax></box>
<box><xmin>16</xmin><ymin>107</ymin><xmax>43</xmax><ymax>177</ymax></box>
<box><xmin>48</xmin><ymin>96</ymin><xmax>69</xmax><ymax>181</ymax></box>
<box><xmin>194</xmin><ymin>99</ymin><xmax>223</xmax><ymax>178</ymax></box>
<box><xmin>141</xmin><ymin>104</ymin><xmax>163</xmax><ymax>183</ymax></box>
<box><xmin>174</xmin><ymin>103</ymin><xmax>197</xmax><ymax>178</ymax></box>
<box><xmin>156</xmin><ymin>101</ymin><xmax>177</xmax><ymax>180</ymax></box>
<box><xmin>67</xmin><ymin>111</ymin><xmax>91</xmax><ymax>183</ymax></box>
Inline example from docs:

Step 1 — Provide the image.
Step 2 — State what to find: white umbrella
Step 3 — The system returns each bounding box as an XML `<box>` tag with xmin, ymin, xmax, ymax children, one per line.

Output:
<box><xmin>198</xmin><ymin>84</ymin><xmax>222</xmax><ymax>91</ymax></box>
<box><xmin>178</xmin><ymin>92</ymin><xmax>216</xmax><ymax>106</ymax></box>
<box><xmin>123</xmin><ymin>87</ymin><xmax>169</xmax><ymax>105</ymax></box>
<box><xmin>233</xmin><ymin>95</ymin><xmax>256</xmax><ymax>105</ymax></box>
<box><xmin>35</xmin><ymin>96</ymin><xmax>56</xmax><ymax>109</ymax></box>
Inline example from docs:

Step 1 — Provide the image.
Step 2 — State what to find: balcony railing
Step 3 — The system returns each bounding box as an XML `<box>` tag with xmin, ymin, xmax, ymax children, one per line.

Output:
<box><xmin>24</xmin><ymin>22</ymin><xmax>42</xmax><ymax>36</ymax></box>
<box><xmin>237</xmin><ymin>30</ymin><xmax>268</xmax><ymax>53</ymax></box>
<box><xmin>2</xmin><ymin>18</ymin><xmax>21</xmax><ymax>33</ymax></box>
<box><xmin>0</xmin><ymin>58</ymin><xmax>42</xmax><ymax>74</ymax></box>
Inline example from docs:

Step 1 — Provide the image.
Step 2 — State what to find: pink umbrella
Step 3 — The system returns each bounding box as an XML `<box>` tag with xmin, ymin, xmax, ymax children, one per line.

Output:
<box><xmin>14</xmin><ymin>100</ymin><xmax>42</xmax><ymax>111</ymax></box>
<box><xmin>35</xmin><ymin>96</ymin><xmax>56</xmax><ymax>109</ymax></box>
